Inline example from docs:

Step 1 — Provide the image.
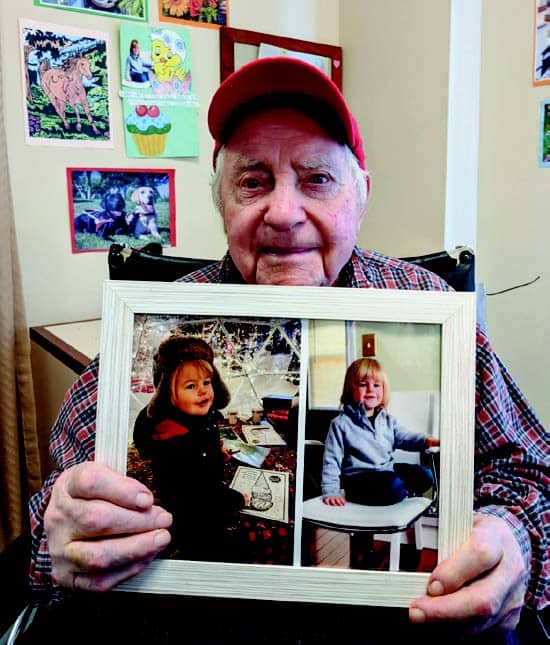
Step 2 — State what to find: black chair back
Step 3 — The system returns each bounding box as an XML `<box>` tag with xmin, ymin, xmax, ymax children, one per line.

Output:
<box><xmin>107</xmin><ymin>243</ymin><xmax>212</xmax><ymax>282</ymax></box>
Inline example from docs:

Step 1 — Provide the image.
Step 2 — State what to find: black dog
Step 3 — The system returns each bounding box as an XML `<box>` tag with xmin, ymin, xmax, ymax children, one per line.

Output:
<box><xmin>74</xmin><ymin>191</ymin><xmax>128</xmax><ymax>240</ymax></box>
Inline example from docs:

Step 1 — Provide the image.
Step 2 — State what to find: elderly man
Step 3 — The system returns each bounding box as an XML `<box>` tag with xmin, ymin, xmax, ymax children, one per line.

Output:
<box><xmin>28</xmin><ymin>58</ymin><xmax>547</xmax><ymax>643</ymax></box>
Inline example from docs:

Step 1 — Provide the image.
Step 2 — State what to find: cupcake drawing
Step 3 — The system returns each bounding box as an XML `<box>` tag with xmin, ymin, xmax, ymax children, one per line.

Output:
<box><xmin>126</xmin><ymin>104</ymin><xmax>171</xmax><ymax>156</ymax></box>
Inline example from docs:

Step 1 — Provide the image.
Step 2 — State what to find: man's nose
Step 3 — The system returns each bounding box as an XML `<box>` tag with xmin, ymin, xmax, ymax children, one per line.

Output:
<box><xmin>263</xmin><ymin>181</ymin><xmax>306</xmax><ymax>230</ymax></box>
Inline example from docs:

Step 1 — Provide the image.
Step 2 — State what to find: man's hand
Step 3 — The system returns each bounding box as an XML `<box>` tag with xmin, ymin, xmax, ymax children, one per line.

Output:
<box><xmin>44</xmin><ymin>462</ymin><xmax>172</xmax><ymax>592</ymax></box>
<box><xmin>409</xmin><ymin>513</ymin><xmax>526</xmax><ymax>634</ymax></box>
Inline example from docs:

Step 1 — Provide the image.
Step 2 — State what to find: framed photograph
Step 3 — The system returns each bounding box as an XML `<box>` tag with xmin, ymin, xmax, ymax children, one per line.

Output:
<box><xmin>220</xmin><ymin>27</ymin><xmax>343</xmax><ymax>89</ymax></box>
<box><xmin>33</xmin><ymin>0</ymin><xmax>148</xmax><ymax>22</ymax></box>
<box><xmin>159</xmin><ymin>0</ymin><xmax>228</xmax><ymax>29</ymax></box>
<box><xmin>67</xmin><ymin>167</ymin><xmax>176</xmax><ymax>252</ymax></box>
<box><xmin>96</xmin><ymin>282</ymin><xmax>475</xmax><ymax>607</ymax></box>
<box><xmin>540</xmin><ymin>100</ymin><xmax>550</xmax><ymax>167</ymax></box>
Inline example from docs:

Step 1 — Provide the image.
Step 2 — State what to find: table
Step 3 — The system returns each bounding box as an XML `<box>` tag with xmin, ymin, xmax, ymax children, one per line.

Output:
<box><xmin>30</xmin><ymin>319</ymin><xmax>101</xmax><ymax>374</ymax></box>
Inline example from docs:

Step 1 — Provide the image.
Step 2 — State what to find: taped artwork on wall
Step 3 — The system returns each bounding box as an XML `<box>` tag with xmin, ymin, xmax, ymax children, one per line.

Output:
<box><xmin>67</xmin><ymin>167</ymin><xmax>176</xmax><ymax>253</ymax></box>
<box><xmin>159</xmin><ymin>0</ymin><xmax>228</xmax><ymax>29</ymax></box>
<box><xmin>540</xmin><ymin>100</ymin><xmax>550</xmax><ymax>167</ymax></box>
<box><xmin>533</xmin><ymin>0</ymin><xmax>550</xmax><ymax>86</ymax></box>
<box><xmin>19</xmin><ymin>19</ymin><xmax>113</xmax><ymax>147</ymax></box>
<box><xmin>119</xmin><ymin>23</ymin><xmax>199</xmax><ymax>158</ymax></box>
<box><xmin>33</xmin><ymin>0</ymin><xmax>148</xmax><ymax>22</ymax></box>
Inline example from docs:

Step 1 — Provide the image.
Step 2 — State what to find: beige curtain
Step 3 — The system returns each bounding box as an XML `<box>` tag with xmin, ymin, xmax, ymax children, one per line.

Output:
<box><xmin>0</xmin><ymin>36</ymin><xmax>41</xmax><ymax>551</ymax></box>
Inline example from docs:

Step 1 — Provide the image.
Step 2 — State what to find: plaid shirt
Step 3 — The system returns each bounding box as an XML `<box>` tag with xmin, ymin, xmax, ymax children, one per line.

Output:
<box><xmin>29</xmin><ymin>248</ymin><xmax>549</xmax><ymax>609</ymax></box>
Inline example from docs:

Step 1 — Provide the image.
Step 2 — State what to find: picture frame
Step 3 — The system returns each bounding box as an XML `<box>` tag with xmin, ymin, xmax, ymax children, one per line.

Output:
<box><xmin>219</xmin><ymin>26</ymin><xmax>343</xmax><ymax>89</ymax></box>
<box><xmin>96</xmin><ymin>282</ymin><xmax>475</xmax><ymax>607</ymax></box>
<box><xmin>67</xmin><ymin>167</ymin><xmax>176</xmax><ymax>253</ymax></box>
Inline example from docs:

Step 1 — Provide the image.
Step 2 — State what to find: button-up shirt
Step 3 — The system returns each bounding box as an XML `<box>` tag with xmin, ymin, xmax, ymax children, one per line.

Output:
<box><xmin>29</xmin><ymin>247</ymin><xmax>549</xmax><ymax>609</ymax></box>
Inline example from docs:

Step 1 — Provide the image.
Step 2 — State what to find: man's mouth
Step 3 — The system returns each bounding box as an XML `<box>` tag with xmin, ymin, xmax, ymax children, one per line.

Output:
<box><xmin>261</xmin><ymin>246</ymin><xmax>314</xmax><ymax>256</ymax></box>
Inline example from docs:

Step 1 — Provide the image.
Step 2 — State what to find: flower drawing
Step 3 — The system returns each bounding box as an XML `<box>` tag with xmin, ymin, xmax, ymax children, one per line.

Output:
<box><xmin>161</xmin><ymin>0</ymin><xmax>226</xmax><ymax>25</ymax></box>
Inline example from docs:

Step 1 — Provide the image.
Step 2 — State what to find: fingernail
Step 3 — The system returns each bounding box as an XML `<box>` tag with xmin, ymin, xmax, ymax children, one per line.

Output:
<box><xmin>428</xmin><ymin>580</ymin><xmax>444</xmax><ymax>596</ymax></box>
<box><xmin>409</xmin><ymin>608</ymin><xmax>426</xmax><ymax>623</ymax></box>
<box><xmin>155</xmin><ymin>511</ymin><xmax>172</xmax><ymax>528</ymax></box>
<box><xmin>154</xmin><ymin>530</ymin><xmax>171</xmax><ymax>549</ymax></box>
<box><xmin>135</xmin><ymin>491</ymin><xmax>153</xmax><ymax>508</ymax></box>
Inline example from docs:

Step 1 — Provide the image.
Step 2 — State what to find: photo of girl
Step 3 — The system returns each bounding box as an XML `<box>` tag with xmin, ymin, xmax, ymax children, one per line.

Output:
<box><xmin>133</xmin><ymin>335</ymin><xmax>248</xmax><ymax>562</ymax></box>
<box><xmin>322</xmin><ymin>357</ymin><xmax>440</xmax><ymax>507</ymax></box>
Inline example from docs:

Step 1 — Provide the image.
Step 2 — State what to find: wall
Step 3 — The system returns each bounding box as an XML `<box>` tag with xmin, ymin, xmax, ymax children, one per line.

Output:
<box><xmin>476</xmin><ymin>1</ymin><xmax>550</xmax><ymax>426</ymax></box>
<box><xmin>1</xmin><ymin>0</ymin><xmax>340</xmax><ymax>329</ymax></box>
<box><xmin>340</xmin><ymin>0</ymin><xmax>451</xmax><ymax>258</ymax></box>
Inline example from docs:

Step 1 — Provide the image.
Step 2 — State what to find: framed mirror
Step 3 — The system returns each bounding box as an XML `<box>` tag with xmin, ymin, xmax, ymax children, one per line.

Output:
<box><xmin>219</xmin><ymin>26</ymin><xmax>343</xmax><ymax>89</ymax></box>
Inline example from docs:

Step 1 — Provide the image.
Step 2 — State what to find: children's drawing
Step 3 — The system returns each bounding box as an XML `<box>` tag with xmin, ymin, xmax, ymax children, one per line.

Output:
<box><xmin>20</xmin><ymin>19</ymin><xmax>112</xmax><ymax>147</ymax></box>
<box><xmin>230</xmin><ymin>466</ymin><xmax>290</xmax><ymax>523</ymax></box>
<box><xmin>33</xmin><ymin>0</ymin><xmax>148</xmax><ymax>22</ymax></box>
<box><xmin>40</xmin><ymin>56</ymin><xmax>100</xmax><ymax>136</ymax></box>
<box><xmin>540</xmin><ymin>100</ymin><xmax>550</xmax><ymax>167</ymax></box>
<box><xmin>119</xmin><ymin>24</ymin><xmax>198</xmax><ymax>157</ymax></box>
<box><xmin>533</xmin><ymin>1</ymin><xmax>550</xmax><ymax>85</ymax></box>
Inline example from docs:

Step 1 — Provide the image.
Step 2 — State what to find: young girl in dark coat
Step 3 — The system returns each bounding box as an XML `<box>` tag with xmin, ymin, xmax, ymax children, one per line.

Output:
<box><xmin>133</xmin><ymin>335</ymin><xmax>247</xmax><ymax>562</ymax></box>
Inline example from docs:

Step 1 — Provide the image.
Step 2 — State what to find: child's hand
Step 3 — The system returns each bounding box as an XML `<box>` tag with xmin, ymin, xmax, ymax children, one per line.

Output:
<box><xmin>220</xmin><ymin>440</ymin><xmax>240</xmax><ymax>462</ymax></box>
<box><xmin>323</xmin><ymin>495</ymin><xmax>346</xmax><ymax>506</ymax></box>
<box><xmin>426</xmin><ymin>436</ymin><xmax>440</xmax><ymax>448</ymax></box>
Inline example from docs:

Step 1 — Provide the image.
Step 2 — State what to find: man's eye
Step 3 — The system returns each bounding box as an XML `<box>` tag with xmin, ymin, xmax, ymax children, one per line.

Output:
<box><xmin>308</xmin><ymin>173</ymin><xmax>330</xmax><ymax>185</ymax></box>
<box><xmin>241</xmin><ymin>177</ymin><xmax>261</xmax><ymax>189</ymax></box>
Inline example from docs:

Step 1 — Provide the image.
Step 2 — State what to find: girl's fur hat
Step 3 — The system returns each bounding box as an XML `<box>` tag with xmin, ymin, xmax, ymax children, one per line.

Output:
<box><xmin>148</xmin><ymin>335</ymin><xmax>230</xmax><ymax>419</ymax></box>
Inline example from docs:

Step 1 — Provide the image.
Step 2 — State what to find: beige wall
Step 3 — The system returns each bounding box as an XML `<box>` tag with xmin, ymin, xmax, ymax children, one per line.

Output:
<box><xmin>477</xmin><ymin>1</ymin><xmax>550</xmax><ymax>426</ymax></box>
<box><xmin>3</xmin><ymin>1</ymin><xmax>548</xmax><ymax>432</ymax></box>
<box><xmin>340</xmin><ymin>0</ymin><xmax>451</xmax><ymax>257</ymax></box>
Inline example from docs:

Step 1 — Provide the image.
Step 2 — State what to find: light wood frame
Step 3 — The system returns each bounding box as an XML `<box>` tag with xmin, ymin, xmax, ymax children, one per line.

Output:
<box><xmin>96</xmin><ymin>281</ymin><xmax>475</xmax><ymax>607</ymax></box>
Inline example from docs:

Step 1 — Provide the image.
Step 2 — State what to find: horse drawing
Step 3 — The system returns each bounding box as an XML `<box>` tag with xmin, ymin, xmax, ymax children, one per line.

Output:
<box><xmin>39</xmin><ymin>56</ymin><xmax>100</xmax><ymax>136</ymax></box>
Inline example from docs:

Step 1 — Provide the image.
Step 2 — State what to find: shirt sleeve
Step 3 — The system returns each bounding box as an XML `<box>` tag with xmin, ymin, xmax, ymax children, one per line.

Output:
<box><xmin>321</xmin><ymin>419</ymin><xmax>346</xmax><ymax>497</ymax></box>
<box><xmin>28</xmin><ymin>356</ymin><xmax>100</xmax><ymax>591</ymax></box>
<box><xmin>390</xmin><ymin>415</ymin><xmax>429</xmax><ymax>452</ymax></box>
<box><xmin>473</xmin><ymin>326</ymin><xmax>549</xmax><ymax>610</ymax></box>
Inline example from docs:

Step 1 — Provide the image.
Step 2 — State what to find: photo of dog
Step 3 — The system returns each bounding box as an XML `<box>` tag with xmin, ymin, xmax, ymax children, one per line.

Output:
<box><xmin>127</xmin><ymin>186</ymin><xmax>161</xmax><ymax>239</ymax></box>
<box><xmin>69</xmin><ymin>168</ymin><xmax>175</xmax><ymax>253</ymax></box>
<box><xmin>74</xmin><ymin>191</ymin><xmax>128</xmax><ymax>241</ymax></box>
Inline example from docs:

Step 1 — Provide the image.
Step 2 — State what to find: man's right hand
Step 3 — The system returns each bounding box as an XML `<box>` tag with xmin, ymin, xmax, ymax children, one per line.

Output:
<box><xmin>44</xmin><ymin>461</ymin><xmax>172</xmax><ymax>592</ymax></box>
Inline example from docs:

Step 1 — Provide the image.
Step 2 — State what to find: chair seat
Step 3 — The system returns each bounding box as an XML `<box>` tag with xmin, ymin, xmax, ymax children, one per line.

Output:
<box><xmin>302</xmin><ymin>495</ymin><xmax>432</xmax><ymax>533</ymax></box>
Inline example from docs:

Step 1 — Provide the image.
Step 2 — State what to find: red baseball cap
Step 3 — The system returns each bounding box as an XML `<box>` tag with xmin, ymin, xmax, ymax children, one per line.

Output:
<box><xmin>208</xmin><ymin>56</ymin><xmax>366</xmax><ymax>170</ymax></box>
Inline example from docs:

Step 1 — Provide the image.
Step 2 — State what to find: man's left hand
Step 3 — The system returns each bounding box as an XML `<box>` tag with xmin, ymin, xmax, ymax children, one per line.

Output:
<box><xmin>409</xmin><ymin>513</ymin><xmax>526</xmax><ymax>634</ymax></box>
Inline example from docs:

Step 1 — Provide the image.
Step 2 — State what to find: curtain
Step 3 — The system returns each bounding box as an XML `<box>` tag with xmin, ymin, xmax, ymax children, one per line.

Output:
<box><xmin>0</xmin><ymin>35</ymin><xmax>41</xmax><ymax>551</ymax></box>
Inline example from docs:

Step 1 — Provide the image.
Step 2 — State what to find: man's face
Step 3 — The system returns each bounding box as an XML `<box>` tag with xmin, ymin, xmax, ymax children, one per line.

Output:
<box><xmin>219</xmin><ymin>108</ymin><xmax>366</xmax><ymax>286</ymax></box>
